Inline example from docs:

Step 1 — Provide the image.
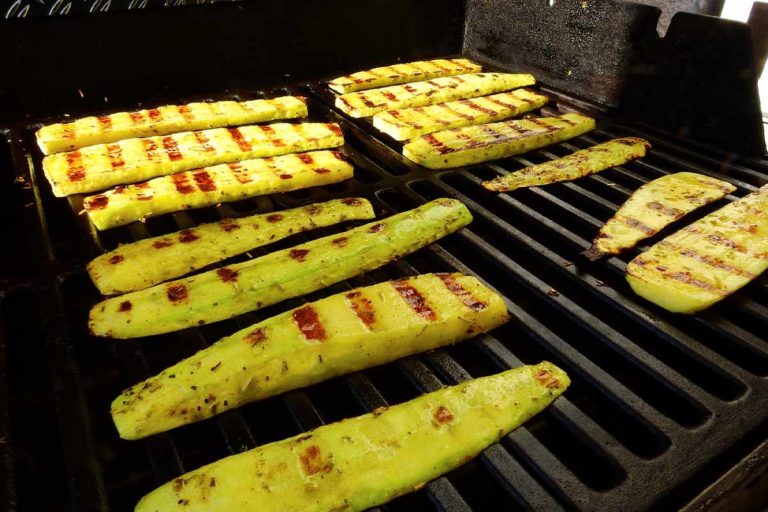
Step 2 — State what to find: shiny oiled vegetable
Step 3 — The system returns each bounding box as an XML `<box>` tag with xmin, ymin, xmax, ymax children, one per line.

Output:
<box><xmin>35</xmin><ymin>96</ymin><xmax>307</xmax><ymax>155</ymax></box>
<box><xmin>335</xmin><ymin>73</ymin><xmax>535</xmax><ymax>118</ymax></box>
<box><xmin>88</xmin><ymin>198</ymin><xmax>375</xmax><ymax>295</ymax></box>
<box><xmin>112</xmin><ymin>273</ymin><xmax>510</xmax><ymax>440</ymax></box>
<box><xmin>372</xmin><ymin>88</ymin><xmax>549</xmax><ymax>141</ymax></box>
<box><xmin>89</xmin><ymin>198</ymin><xmax>472</xmax><ymax>339</ymax></box>
<box><xmin>585</xmin><ymin>172</ymin><xmax>735</xmax><ymax>260</ymax></box>
<box><xmin>328</xmin><ymin>58</ymin><xmax>481</xmax><ymax>94</ymax></box>
<box><xmin>626</xmin><ymin>185</ymin><xmax>768</xmax><ymax>313</ymax></box>
<box><xmin>483</xmin><ymin>137</ymin><xmax>650</xmax><ymax>192</ymax></box>
<box><xmin>403</xmin><ymin>113</ymin><xmax>595</xmax><ymax>169</ymax></box>
<box><xmin>134</xmin><ymin>362</ymin><xmax>569</xmax><ymax>511</ymax></box>
<box><xmin>82</xmin><ymin>150</ymin><xmax>353</xmax><ymax>230</ymax></box>
<box><xmin>43</xmin><ymin>122</ymin><xmax>344</xmax><ymax>196</ymax></box>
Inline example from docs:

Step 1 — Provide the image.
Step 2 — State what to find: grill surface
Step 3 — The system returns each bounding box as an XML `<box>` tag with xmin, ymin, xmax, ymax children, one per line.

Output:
<box><xmin>1</xmin><ymin>65</ymin><xmax>767</xmax><ymax>512</ymax></box>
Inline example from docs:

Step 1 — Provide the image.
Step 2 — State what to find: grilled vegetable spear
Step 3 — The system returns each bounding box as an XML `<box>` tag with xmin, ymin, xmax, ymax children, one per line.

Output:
<box><xmin>89</xmin><ymin>199</ymin><xmax>472</xmax><ymax>339</ymax></box>
<box><xmin>113</xmin><ymin>273</ymin><xmax>510</xmax><ymax>440</ymax></box>
<box><xmin>35</xmin><ymin>95</ymin><xmax>307</xmax><ymax>155</ymax></box>
<box><xmin>403</xmin><ymin>113</ymin><xmax>595</xmax><ymax>169</ymax></box>
<box><xmin>373</xmin><ymin>89</ymin><xmax>549</xmax><ymax>141</ymax></box>
<box><xmin>585</xmin><ymin>172</ymin><xmax>735</xmax><ymax>260</ymax></box>
<box><xmin>83</xmin><ymin>150</ymin><xmax>354</xmax><ymax>230</ymax></box>
<box><xmin>482</xmin><ymin>137</ymin><xmax>650</xmax><ymax>192</ymax></box>
<box><xmin>328</xmin><ymin>58</ymin><xmax>481</xmax><ymax>94</ymax></box>
<box><xmin>626</xmin><ymin>185</ymin><xmax>768</xmax><ymax>313</ymax></box>
<box><xmin>43</xmin><ymin>122</ymin><xmax>344</xmax><ymax>196</ymax></box>
<box><xmin>88</xmin><ymin>198</ymin><xmax>375</xmax><ymax>295</ymax></box>
<box><xmin>134</xmin><ymin>362</ymin><xmax>568</xmax><ymax>511</ymax></box>
<box><xmin>335</xmin><ymin>72</ymin><xmax>535</xmax><ymax>118</ymax></box>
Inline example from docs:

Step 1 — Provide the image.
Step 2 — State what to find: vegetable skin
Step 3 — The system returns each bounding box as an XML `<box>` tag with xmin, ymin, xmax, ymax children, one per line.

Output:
<box><xmin>112</xmin><ymin>272</ymin><xmax>510</xmax><ymax>439</ymax></box>
<box><xmin>134</xmin><ymin>361</ymin><xmax>568</xmax><ymax>511</ymax></box>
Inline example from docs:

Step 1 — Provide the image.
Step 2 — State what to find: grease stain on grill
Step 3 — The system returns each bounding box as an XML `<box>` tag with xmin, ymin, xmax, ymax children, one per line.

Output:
<box><xmin>166</xmin><ymin>284</ymin><xmax>188</xmax><ymax>303</ymax></box>
<box><xmin>292</xmin><ymin>305</ymin><xmax>326</xmax><ymax>341</ymax></box>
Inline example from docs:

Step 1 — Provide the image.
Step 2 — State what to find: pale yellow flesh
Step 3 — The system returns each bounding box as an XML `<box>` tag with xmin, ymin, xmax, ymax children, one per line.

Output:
<box><xmin>35</xmin><ymin>96</ymin><xmax>308</xmax><ymax>155</ymax></box>
<box><xmin>134</xmin><ymin>362</ymin><xmax>568</xmax><ymax>512</ymax></box>
<box><xmin>82</xmin><ymin>150</ymin><xmax>353</xmax><ymax>230</ymax></box>
<box><xmin>483</xmin><ymin>137</ymin><xmax>650</xmax><ymax>192</ymax></box>
<box><xmin>328</xmin><ymin>58</ymin><xmax>482</xmax><ymax>94</ymax></box>
<box><xmin>626</xmin><ymin>185</ymin><xmax>768</xmax><ymax>313</ymax></box>
<box><xmin>88</xmin><ymin>198</ymin><xmax>375</xmax><ymax>295</ymax></box>
<box><xmin>112</xmin><ymin>273</ymin><xmax>510</xmax><ymax>439</ymax></box>
<box><xmin>587</xmin><ymin>172</ymin><xmax>735</xmax><ymax>259</ymax></box>
<box><xmin>373</xmin><ymin>89</ymin><xmax>549</xmax><ymax>141</ymax></box>
<box><xmin>43</xmin><ymin>122</ymin><xmax>344</xmax><ymax>196</ymax></box>
<box><xmin>403</xmin><ymin>113</ymin><xmax>595</xmax><ymax>169</ymax></box>
<box><xmin>335</xmin><ymin>73</ymin><xmax>536</xmax><ymax>118</ymax></box>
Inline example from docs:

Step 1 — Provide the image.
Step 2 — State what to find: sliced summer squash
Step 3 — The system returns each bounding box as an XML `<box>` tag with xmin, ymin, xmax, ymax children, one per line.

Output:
<box><xmin>626</xmin><ymin>185</ymin><xmax>768</xmax><ymax>313</ymax></box>
<box><xmin>335</xmin><ymin>73</ymin><xmax>535</xmax><ymax>118</ymax></box>
<box><xmin>82</xmin><ymin>150</ymin><xmax>353</xmax><ymax>230</ymax></box>
<box><xmin>483</xmin><ymin>137</ymin><xmax>650</xmax><ymax>192</ymax></box>
<box><xmin>134</xmin><ymin>361</ymin><xmax>569</xmax><ymax>511</ymax></box>
<box><xmin>585</xmin><ymin>172</ymin><xmax>735</xmax><ymax>260</ymax></box>
<box><xmin>373</xmin><ymin>89</ymin><xmax>549</xmax><ymax>141</ymax></box>
<box><xmin>35</xmin><ymin>96</ymin><xmax>308</xmax><ymax>155</ymax></box>
<box><xmin>328</xmin><ymin>58</ymin><xmax>481</xmax><ymax>94</ymax></box>
<box><xmin>112</xmin><ymin>272</ymin><xmax>510</xmax><ymax>439</ymax></box>
<box><xmin>88</xmin><ymin>198</ymin><xmax>375</xmax><ymax>295</ymax></box>
<box><xmin>43</xmin><ymin>122</ymin><xmax>344</xmax><ymax>196</ymax></box>
<box><xmin>403</xmin><ymin>113</ymin><xmax>595</xmax><ymax>169</ymax></box>
<box><xmin>89</xmin><ymin>198</ymin><xmax>472</xmax><ymax>339</ymax></box>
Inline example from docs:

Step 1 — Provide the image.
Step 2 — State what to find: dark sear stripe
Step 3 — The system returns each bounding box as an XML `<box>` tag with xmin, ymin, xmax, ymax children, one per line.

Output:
<box><xmin>85</xmin><ymin>195</ymin><xmax>109</xmax><ymax>210</ymax></box>
<box><xmin>438</xmin><ymin>123</ymin><xmax>559</xmax><ymax>154</ymax></box>
<box><xmin>345</xmin><ymin>291</ymin><xmax>376</xmax><ymax>328</ymax></box>
<box><xmin>292</xmin><ymin>305</ymin><xmax>327</xmax><ymax>341</ymax></box>
<box><xmin>485</xmin><ymin>96</ymin><xmax>519</xmax><ymax>110</ymax></box>
<box><xmin>392</xmin><ymin>279</ymin><xmax>436</xmax><ymax>321</ymax></box>
<box><xmin>171</xmin><ymin>173</ymin><xmax>195</xmax><ymax>194</ymax></box>
<box><xmin>423</xmin><ymin>133</ymin><xmax>451</xmax><ymax>155</ymax></box>
<box><xmin>193</xmin><ymin>131</ymin><xmax>215</xmax><ymax>152</ymax></box>
<box><xmin>228</xmin><ymin>128</ymin><xmax>252</xmax><ymax>152</ymax></box>
<box><xmin>192</xmin><ymin>170</ymin><xmax>216</xmax><ymax>192</ymax></box>
<box><xmin>440</xmin><ymin>104</ymin><xmax>473</xmax><ymax>120</ymax></box>
<box><xmin>382</xmin><ymin>91</ymin><xmax>397</xmax><ymax>101</ymax></box>
<box><xmin>479</xmin><ymin>125</ymin><xmax>505</xmax><ymax>139</ymax></box>
<box><xmin>178</xmin><ymin>105</ymin><xmax>195</xmax><ymax>123</ymax></box>
<box><xmin>129</xmin><ymin>112</ymin><xmax>145</xmax><ymax>125</ymax></box>
<box><xmin>462</xmin><ymin>99</ymin><xmax>498</xmax><ymax>116</ymax></box>
<box><xmin>389</xmin><ymin>110</ymin><xmax>422</xmax><ymax>129</ymax></box>
<box><xmin>450</xmin><ymin>58</ymin><xmax>476</xmax><ymax>71</ymax></box>
<box><xmin>404</xmin><ymin>84</ymin><xmax>418</xmax><ymax>94</ymax></box>
<box><xmin>359</xmin><ymin>94</ymin><xmax>378</xmax><ymax>109</ymax></box>
<box><xmin>97</xmin><ymin>116</ymin><xmax>112</xmax><ymax>130</ymax></box>
<box><xmin>166</xmin><ymin>284</ymin><xmax>188</xmax><ymax>302</ymax></box>
<box><xmin>142</xmin><ymin>139</ymin><xmax>161</xmax><ymax>162</ymax></box>
<box><xmin>62</xmin><ymin>127</ymin><xmax>75</xmax><ymax>139</ymax></box>
<box><xmin>414</xmin><ymin>107</ymin><xmax>450</xmax><ymax>126</ymax></box>
<box><xmin>148</xmin><ymin>109</ymin><xmax>163</xmax><ymax>122</ymax></box>
<box><xmin>619</xmin><ymin>216</ymin><xmax>656</xmax><ymax>235</ymax></box>
<box><xmin>228</xmin><ymin>162</ymin><xmax>252</xmax><ymax>184</ymax></box>
<box><xmin>635</xmin><ymin>263</ymin><xmax>727</xmax><ymax>295</ymax></box>
<box><xmin>428</xmin><ymin>60</ymin><xmax>452</xmax><ymax>73</ymax></box>
<box><xmin>106</xmin><ymin>144</ymin><xmax>125</xmax><ymax>169</ymax></box>
<box><xmin>66</xmin><ymin>151</ymin><xmax>86</xmax><ymax>182</ymax></box>
<box><xmin>162</xmin><ymin>136</ymin><xmax>183</xmax><ymax>161</ymax></box>
<box><xmin>526</xmin><ymin>118</ymin><xmax>552</xmax><ymax>129</ymax></box>
<box><xmin>647</xmin><ymin>201</ymin><xmax>683</xmax><ymax>218</ymax></box>
<box><xmin>659</xmin><ymin>241</ymin><xmax>756</xmax><ymax>278</ymax></box>
<box><xmin>298</xmin><ymin>153</ymin><xmax>314</xmax><ymax>165</ymax></box>
<box><xmin>436</xmin><ymin>274</ymin><xmax>487</xmax><ymax>311</ymax></box>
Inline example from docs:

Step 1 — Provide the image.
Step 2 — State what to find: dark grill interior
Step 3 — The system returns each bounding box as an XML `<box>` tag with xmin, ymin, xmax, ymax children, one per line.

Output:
<box><xmin>1</xmin><ymin>1</ymin><xmax>767</xmax><ymax>511</ymax></box>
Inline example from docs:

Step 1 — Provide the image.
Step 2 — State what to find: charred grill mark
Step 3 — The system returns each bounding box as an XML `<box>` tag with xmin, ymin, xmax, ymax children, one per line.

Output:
<box><xmin>329</xmin><ymin>124</ymin><xmax>343</xmax><ymax>137</ymax></box>
<box><xmin>305</xmin><ymin>205</ymin><xmax>322</xmax><ymax>215</ymax></box>
<box><xmin>228</xmin><ymin>162</ymin><xmax>252</xmax><ymax>184</ymax></box>
<box><xmin>129</xmin><ymin>112</ymin><xmax>145</xmax><ymax>125</ymax></box>
<box><xmin>228</xmin><ymin>127</ymin><xmax>252</xmax><ymax>152</ymax></box>
<box><xmin>97</xmin><ymin>116</ymin><xmax>112</xmax><ymax>130</ymax></box>
<box><xmin>485</xmin><ymin>95</ymin><xmax>519</xmax><ymax>110</ymax></box>
<box><xmin>118</xmin><ymin>301</ymin><xmax>132</xmax><ymax>312</ymax></box>
<box><xmin>647</xmin><ymin>201</ymin><xmax>684</xmax><ymax>217</ymax></box>
<box><xmin>558</xmin><ymin>116</ymin><xmax>577</xmax><ymax>127</ymax></box>
<box><xmin>619</xmin><ymin>216</ymin><xmax>656</xmax><ymax>235</ymax></box>
<box><xmin>289</xmin><ymin>248</ymin><xmax>310</xmax><ymax>262</ymax></box>
<box><xmin>166</xmin><ymin>284</ymin><xmax>189</xmax><ymax>302</ymax></box>
<box><xmin>404</xmin><ymin>84</ymin><xmax>418</xmax><ymax>94</ymax></box>
<box><xmin>414</xmin><ymin>107</ymin><xmax>450</xmax><ymax>126</ymax></box>
<box><xmin>463</xmin><ymin>99</ymin><xmax>498</xmax><ymax>116</ymax></box>
<box><xmin>266</xmin><ymin>214</ymin><xmax>283</xmax><ymax>223</ymax></box>
<box><xmin>313</xmin><ymin>168</ymin><xmax>330</xmax><ymax>174</ymax></box>
<box><xmin>300</xmin><ymin>445</ymin><xmax>332</xmax><ymax>475</ymax></box>
<box><xmin>433</xmin><ymin>405</ymin><xmax>454</xmax><ymax>425</ymax></box>
<box><xmin>108</xmin><ymin>254</ymin><xmax>124</xmax><ymax>264</ymax></box>
<box><xmin>341</xmin><ymin>198</ymin><xmax>362</xmax><ymax>206</ymax></box>
<box><xmin>368</xmin><ymin>223</ymin><xmax>384</xmax><ymax>233</ymax></box>
<box><xmin>437</xmin><ymin>123</ymin><xmax>559</xmax><ymax>153</ymax></box>
<box><xmin>216</xmin><ymin>267</ymin><xmax>239</xmax><ymax>283</ymax></box>
<box><xmin>332</xmin><ymin>237</ymin><xmax>348</xmax><ymax>247</ymax></box>
<box><xmin>526</xmin><ymin>118</ymin><xmax>552</xmax><ymax>129</ymax></box>
<box><xmin>359</xmin><ymin>94</ymin><xmax>378</xmax><ymax>109</ymax></box>
<box><xmin>245</xmin><ymin>328</ymin><xmax>266</xmax><ymax>346</ymax></box>
<box><xmin>193</xmin><ymin>131</ymin><xmax>215</xmax><ymax>152</ymax></box>
<box><xmin>178</xmin><ymin>105</ymin><xmax>194</xmax><ymax>123</ymax></box>
<box><xmin>437</xmin><ymin>273</ymin><xmax>487</xmax><ymax>311</ymax></box>
<box><xmin>534</xmin><ymin>369</ymin><xmax>561</xmax><ymax>388</ymax></box>
<box><xmin>298</xmin><ymin>153</ymin><xmax>314</xmax><ymax>165</ymax></box>
<box><xmin>659</xmin><ymin>241</ymin><xmax>756</xmax><ymax>278</ymax></box>
<box><xmin>429</xmin><ymin>60</ymin><xmax>452</xmax><ymax>73</ymax></box>
<box><xmin>219</xmin><ymin>219</ymin><xmax>240</xmax><ymax>232</ymax></box>
<box><xmin>345</xmin><ymin>291</ymin><xmax>376</xmax><ymax>328</ymax></box>
<box><xmin>178</xmin><ymin>229</ymin><xmax>199</xmax><ymax>243</ymax></box>
<box><xmin>292</xmin><ymin>305</ymin><xmax>327</xmax><ymax>341</ymax></box>
<box><xmin>161</xmin><ymin>136</ymin><xmax>183</xmax><ymax>161</ymax></box>
<box><xmin>153</xmin><ymin>239</ymin><xmax>173</xmax><ymax>249</ymax></box>
<box><xmin>192</xmin><ymin>170</ymin><xmax>217</xmax><ymax>192</ymax></box>
<box><xmin>440</xmin><ymin>104</ymin><xmax>473</xmax><ymax>121</ymax></box>
<box><xmin>424</xmin><ymin>133</ymin><xmax>451</xmax><ymax>155</ymax></box>
<box><xmin>171</xmin><ymin>173</ymin><xmax>195</xmax><ymax>194</ymax></box>
<box><xmin>382</xmin><ymin>91</ymin><xmax>397</xmax><ymax>101</ymax></box>
<box><xmin>339</xmin><ymin>97</ymin><xmax>354</xmax><ymax>111</ymax></box>
<box><xmin>479</xmin><ymin>125</ymin><xmax>504</xmax><ymax>139</ymax></box>
<box><xmin>388</xmin><ymin>110</ymin><xmax>422</xmax><ymax>129</ymax></box>
<box><xmin>392</xmin><ymin>280</ymin><xmax>436</xmax><ymax>321</ymax></box>
<box><xmin>62</xmin><ymin>127</ymin><xmax>75</xmax><ymax>139</ymax></box>
<box><xmin>66</xmin><ymin>151</ymin><xmax>86</xmax><ymax>182</ymax></box>
<box><xmin>147</xmin><ymin>109</ymin><xmax>163</xmax><ymax>122</ymax></box>
<box><xmin>85</xmin><ymin>195</ymin><xmax>109</xmax><ymax>210</ymax></box>
<box><xmin>449</xmin><ymin>58</ymin><xmax>475</xmax><ymax>71</ymax></box>
<box><xmin>331</xmin><ymin>151</ymin><xmax>346</xmax><ymax>161</ymax></box>
<box><xmin>142</xmin><ymin>139</ymin><xmax>161</xmax><ymax>162</ymax></box>
<box><xmin>106</xmin><ymin>144</ymin><xmax>125</xmax><ymax>169</ymax></box>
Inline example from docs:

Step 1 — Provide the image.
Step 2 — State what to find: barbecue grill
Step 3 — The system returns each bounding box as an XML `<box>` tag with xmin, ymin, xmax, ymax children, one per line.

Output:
<box><xmin>1</xmin><ymin>0</ymin><xmax>767</xmax><ymax>510</ymax></box>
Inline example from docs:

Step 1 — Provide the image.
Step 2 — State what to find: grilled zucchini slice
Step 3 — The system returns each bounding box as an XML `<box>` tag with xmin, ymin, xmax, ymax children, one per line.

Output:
<box><xmin>483</xmin><ymin>137</ymin><xmax>650</xmax><ymax>192</ymax></box>
<box><xmin>328</xmin><ymin>58</ymin><xmax>481</xmax><ymax>94</ymax></box>
<box><xmin>89</xmin><ymin>198</ymin><xmax>472</xmax><ymax>339</ymax></box>
<box><xmin>83</xmin><ymin>150</ymin><xmax>353</xmax><ymax>230</ymax></box>
<box><xmin>35</xmin><ymin>96</ymin><xmax>308</xmax><ymax>155</ymax></box>
<box><xmin>134</xmin><ymin>361</ymin><xmax>568</xmax><ymax>511</ymax></box>
<box><xmin>43</xmin><ymin>122</ymin><xmax>344</xmax><ymax>196</ymax></box>
<box><xmin>626</xmin><ymin>185</ymin><xmax>768</xmax><ymax>313</ymax></box>
<box><xmin>335</xmin><ymin>73</ymin><xmax>535</xmax><ymax>118</ymax></box>
<box><xmin>586</xmin><ymin>172</ymin><xmax>735</xmax><ymax>260</ymax></box>
<box><xmin>372</xmin><ymin>89</ymin><xmax>549</xmax><ymax>141</ymax></box>
<box><xmin>112</xmin><ymin>272</ymin><xmax>510</xmax><ymax>439</ymax></box>
<box><xmin>403</xmin><ymin>113</ymin><xmax>595</xmax><ymax>169</ymax></box>
<box><xmin>88</xmin><ymin>198</ymin><xmax>375</xmax><ymax>295</ymax></box>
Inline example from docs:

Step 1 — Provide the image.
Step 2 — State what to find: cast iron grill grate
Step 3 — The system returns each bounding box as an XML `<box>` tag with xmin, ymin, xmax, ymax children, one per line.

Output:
<box><xmin>0</xmin><ymin>74</ymin><xmax>766</xmax><ymax>512</ymax></box>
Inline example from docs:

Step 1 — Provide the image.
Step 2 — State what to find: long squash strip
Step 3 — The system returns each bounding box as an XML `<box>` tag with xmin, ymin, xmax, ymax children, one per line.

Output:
<box><xmin>134</xmin><ymin>362</ymin><xmax>568</xmax><ymax>511</ymax></box>
<box><xmin>585</xmin><ymin>172</ymin><xmax>735</xmax><ymax>260</ymax></box>
<box><xmin>328</xmin><ymin>58</ymin><xmax>481</xmax><ymax>94</ymax></box>
<box><xmin>82</xmin><ymin>150</ymin><xmax>353</xmax><ymax>230</ymax></box>
<box><xmin>335</xmin><ymin>73</ymin><xmax>535</xmax><ymax>118</ymax></box>
<box><xmin>35</xmin><ymin>96</ymin><xmax>308</xmax><ymax>155</ymax></box>
<box><xmin>403</xmin><ymin>113</ymin><xmax>595</xmax><ymax>169</ymax></box>
<box><xmin>89</xmin><ymin>198</ymin><xmax>472</xmax><ymax>338</ymax></box>
<box><xmin>43</xmin><ymin>122</ymin><xmax>344</xmax><ymax>196</ymax></box>
<box><xmin>372</xmin><ymin>89</ymin><xmax>549</xmax><ymax>141</ymax></box>
<box><xmin>112</xmin><ymin>273</ymin><xmax>510</xmax><ymax>439</ymax></box>
<box><xmin>626</xmin><ymin>185</ymin><xmax>768</xmax><ymax>313</ymax></box>
<box><xmin>88</xmin><ymin>198</ymin><xmax>375</xmax><ymax>295</ymax></box>
<box><xmin>483</xmin><ymin>137</ymin><xmax>650</xmax><ymax>192</ymax></box>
